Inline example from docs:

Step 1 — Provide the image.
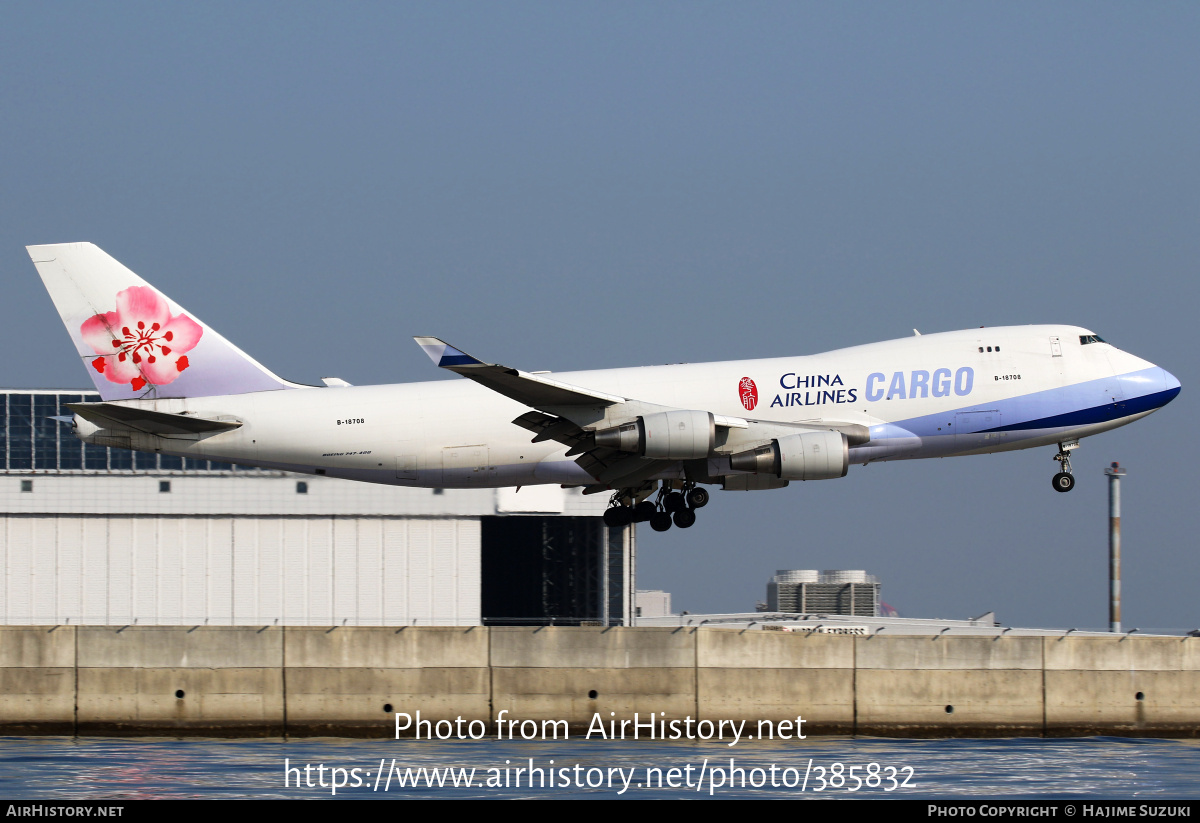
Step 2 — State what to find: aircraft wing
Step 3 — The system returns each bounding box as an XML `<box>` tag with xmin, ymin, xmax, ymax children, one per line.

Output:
<box><xmin>416</xmin><ymin>337</ymin><xmax>693</xmax><ymax>488</ymax></box>
<box><xmin>414</xmin><ymin>337</ymin><xmax>753</xmax><ymax>426</ymax></box>
<box><xmin>414</xmin><ymin>337</ymin><xmax>863</xmax><ymax>491</ymax></box>
<box><xmin>414</xmin><ymin>337</ymin><xmax>625</xmax><ymax>408</ymax></box>
<box><xmin>508</xmin><ymin>408</ymin><xmax>670</xmax><ymax>491</ymax></box>
<box><xmin>66</xmin><ymin>402</ymin><xmax>242</xmax><ymax>437</ymax></box>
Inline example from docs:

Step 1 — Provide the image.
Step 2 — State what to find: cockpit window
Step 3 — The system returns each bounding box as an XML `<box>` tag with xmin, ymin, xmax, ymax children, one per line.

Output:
<box><xmin>1079</xmin><ymin>335</ymin><xmax>1106</xmax><ymax>345</ymax></box>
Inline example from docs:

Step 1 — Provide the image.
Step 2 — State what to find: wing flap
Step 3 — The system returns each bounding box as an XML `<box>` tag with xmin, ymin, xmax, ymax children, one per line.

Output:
<box><xmin>511</xmin><ymin>411</ymin><xmax>592</xmax><ymax>451</ymax></box>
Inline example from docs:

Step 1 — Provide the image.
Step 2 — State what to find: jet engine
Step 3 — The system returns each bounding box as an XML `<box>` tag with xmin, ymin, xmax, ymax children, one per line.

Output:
<box><xmin>728</xmin><ymin>430</ymin><xmax>848</xmax><ymax>481</ymax></box>
<box><xmin>594</xmin><ymin>410</ymin><xmax>716</xmax><ymax>460</ymax></box>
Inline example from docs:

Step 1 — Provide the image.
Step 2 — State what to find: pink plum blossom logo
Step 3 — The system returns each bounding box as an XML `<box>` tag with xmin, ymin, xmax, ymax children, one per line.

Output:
<box><xmin>80</xmin><ymin>286</ymin><xmax>203</xmax><ymax>392</ymax></box>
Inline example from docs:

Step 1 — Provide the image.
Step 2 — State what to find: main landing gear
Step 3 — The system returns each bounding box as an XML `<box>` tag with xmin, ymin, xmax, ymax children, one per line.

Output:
<box><xmin>602</xmin><ymin>481</ymin><xmax>710</xmax><ymax>531</ymax></box>
<box><xmin>1052</xmin><ymin>440</ymin><xmax>1079</xmax><ymax>493</ymax></box>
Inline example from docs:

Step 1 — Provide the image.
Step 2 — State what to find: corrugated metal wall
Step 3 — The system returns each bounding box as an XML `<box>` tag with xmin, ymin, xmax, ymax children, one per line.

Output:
<box><xmin>0</xmin><ymin>515</ymin><xmax>480</xmax><ymax>626</ymax></box>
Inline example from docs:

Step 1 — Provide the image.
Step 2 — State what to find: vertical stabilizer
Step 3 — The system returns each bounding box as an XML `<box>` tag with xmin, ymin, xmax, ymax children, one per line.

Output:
<box><xmin>28</xmin><ymin>242</ymin><xmax>297</xmax><ymax>400</ymax></box>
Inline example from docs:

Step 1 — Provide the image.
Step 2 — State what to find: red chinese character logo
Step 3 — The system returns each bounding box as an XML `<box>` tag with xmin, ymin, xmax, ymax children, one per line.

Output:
<box><xmin>739</xmin><ymin>377</ymin><xmax>758</xmax><ymax>411</ymax></box>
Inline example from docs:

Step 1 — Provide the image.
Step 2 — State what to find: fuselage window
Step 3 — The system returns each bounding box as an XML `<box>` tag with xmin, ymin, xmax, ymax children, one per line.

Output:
<box><xmin>1080</xmin><ymin>335</ymin><xmax>1107</xmax><ymax>345</ymax></box>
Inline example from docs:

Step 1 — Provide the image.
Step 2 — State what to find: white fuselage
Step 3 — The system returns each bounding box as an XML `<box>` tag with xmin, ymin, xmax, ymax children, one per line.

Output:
<box><xmin>97</xmin><ymin>325</ymin><xmax>1179</xmax><ymax>489</ymax></box>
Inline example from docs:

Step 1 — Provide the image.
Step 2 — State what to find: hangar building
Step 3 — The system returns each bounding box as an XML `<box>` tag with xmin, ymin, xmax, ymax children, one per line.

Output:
<box><xmin>0</xmin><ymin>389</ymin><xmax>633</xmax><ymax>627</ymax></box>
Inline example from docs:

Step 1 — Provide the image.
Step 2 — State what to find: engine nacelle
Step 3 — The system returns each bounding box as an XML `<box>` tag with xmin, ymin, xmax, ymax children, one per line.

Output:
<box><xmin>728</xmin><ymin>430</ymin><xmax>848</xmax><ymax>481</ymax></box>
<box><xmin>594</xmin><ymin>410</ymin><xmax>716</xmax><ymax>460</ymax></box>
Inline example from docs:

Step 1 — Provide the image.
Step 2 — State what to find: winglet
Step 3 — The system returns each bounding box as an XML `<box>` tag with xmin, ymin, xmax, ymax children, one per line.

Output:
<box><xmin>414</xmin><ymin>337</ymin><xmax>485</xmax><ymax>368</ymax></box>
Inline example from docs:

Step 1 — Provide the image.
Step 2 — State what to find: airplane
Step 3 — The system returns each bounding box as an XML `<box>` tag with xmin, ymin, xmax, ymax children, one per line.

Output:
<box><xmin>27</xmin><ymin>242</ymin><xmax>1181</xmax><ymax>532</ymax></box>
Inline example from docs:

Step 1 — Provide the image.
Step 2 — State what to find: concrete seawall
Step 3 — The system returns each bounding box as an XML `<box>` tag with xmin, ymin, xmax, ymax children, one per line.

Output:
<box><xmin>2</xmin><ymin>626</ymin><xmax>1197</xmax><ymax>737</ymax></box>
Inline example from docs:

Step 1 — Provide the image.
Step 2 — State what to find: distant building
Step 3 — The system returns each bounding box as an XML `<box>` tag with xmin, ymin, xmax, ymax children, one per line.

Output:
<box><xmin>635</xmin><ymin>589</ymin><xmax>673</xmax><ymax>618</ymax></box>
<box><xmin>766</xmin><ymin>569</ymin><xmax>879</xmax><ymax>617</ymax></box>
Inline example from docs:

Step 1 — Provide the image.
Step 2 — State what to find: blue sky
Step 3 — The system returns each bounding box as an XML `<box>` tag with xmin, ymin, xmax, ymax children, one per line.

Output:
<box><xmin>3</xmin><ymin>2</ymin><xmax>1197</xmax><ymax>629</ymax></box>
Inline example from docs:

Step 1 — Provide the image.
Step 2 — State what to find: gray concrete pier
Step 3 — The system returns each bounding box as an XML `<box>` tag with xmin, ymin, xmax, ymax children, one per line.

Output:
<box><xmin>2</xmin><ymin>626</ymin><xmax>1198</xmax><ymax>737</ymax></box>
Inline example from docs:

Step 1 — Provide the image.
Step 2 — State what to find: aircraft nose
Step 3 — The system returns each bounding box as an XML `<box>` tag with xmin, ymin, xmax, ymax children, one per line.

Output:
<box><xmin>1159</xmin><ymin>367</ymin><xmax>1181</xmax><ymax>406</ymax></box>
<box><xmin>1162</xmin><ymin>367</ymin><xmax>1181</xmax><ymax>391</ymax></box>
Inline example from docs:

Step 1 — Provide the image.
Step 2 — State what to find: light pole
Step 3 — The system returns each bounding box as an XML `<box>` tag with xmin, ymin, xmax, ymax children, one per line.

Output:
<box><xmin>1104</xmin><ymin>461</ymin><xmax>1126</xmax><ymax>633</ymax></box>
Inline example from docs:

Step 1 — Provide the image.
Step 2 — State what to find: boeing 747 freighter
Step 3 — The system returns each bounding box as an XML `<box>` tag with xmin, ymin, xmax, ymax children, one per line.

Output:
<box><xmin>28</xmin><ymin>243</ymin><xmax>1180</xmax><ymax>531</ymax></box>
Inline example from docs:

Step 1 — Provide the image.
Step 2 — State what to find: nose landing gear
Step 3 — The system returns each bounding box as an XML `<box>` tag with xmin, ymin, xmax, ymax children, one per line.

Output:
<box><xmin>1052</xmin><ymin>440</ymin><xmax>1079</xmax><ymax>493</ymax></box>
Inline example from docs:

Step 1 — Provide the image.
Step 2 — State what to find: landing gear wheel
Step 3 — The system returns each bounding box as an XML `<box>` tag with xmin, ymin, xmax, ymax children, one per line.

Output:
<box><xmin>603</xmin><ymin>506</ymin><xmax>633</xmax><ymax>527</ymax></box>
<box><xmin>650</xmin><ymin>511</ymin><xmax>673</xmax><ymax>532</ymax></box>
<box><xmin>632</xmin><ymin>500</ymin><xmax>657</xmax><ymax>522</ymax></box>
<box><xmin>685</xmin><ymin>487</ymin><xmax>709</xmax><ymax>509</ymax></box>
<box><xmin>672</xmin><ymin>508</ymin><xmax>696</xmax><ymax>529</ymax></box>
<box><xmin>663</xmin><ymin>492</ymin><xmax>686</xmax><ymax>513</ymax></box>
<box><xmin>1052</xmin><ymin>472</ymin><xmax>1075</xmax><ymax>493</ymax></box>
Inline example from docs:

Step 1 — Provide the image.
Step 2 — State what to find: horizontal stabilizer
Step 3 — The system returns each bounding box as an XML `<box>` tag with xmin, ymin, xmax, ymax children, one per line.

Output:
<box><xmin>66</xmin><ymin>402</ymin><xmax>242</xmax><ymax>437</ymax></box>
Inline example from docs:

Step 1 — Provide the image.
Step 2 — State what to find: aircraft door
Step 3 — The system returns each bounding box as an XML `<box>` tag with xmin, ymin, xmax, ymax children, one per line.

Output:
<box><xmin>1044</xmin><ymin>336</ymin><xmax>1067</xmax><ymax>388</ymax></box>
<box><xmin>395</xmin><ymin>454</ymin><xmax>419</xmax><ymax>482</ymax></box>
<box><xmin>394</xmin><ymin>441</ymin><xmax>425</xmax><ymax>482</ymax></box>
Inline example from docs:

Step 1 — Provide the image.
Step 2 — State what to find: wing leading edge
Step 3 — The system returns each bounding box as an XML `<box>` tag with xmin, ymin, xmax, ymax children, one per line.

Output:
<box><xmin>413</xmin><ymin>337</ymin><xmax>625</xmax><ymax>408</ymax></box>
